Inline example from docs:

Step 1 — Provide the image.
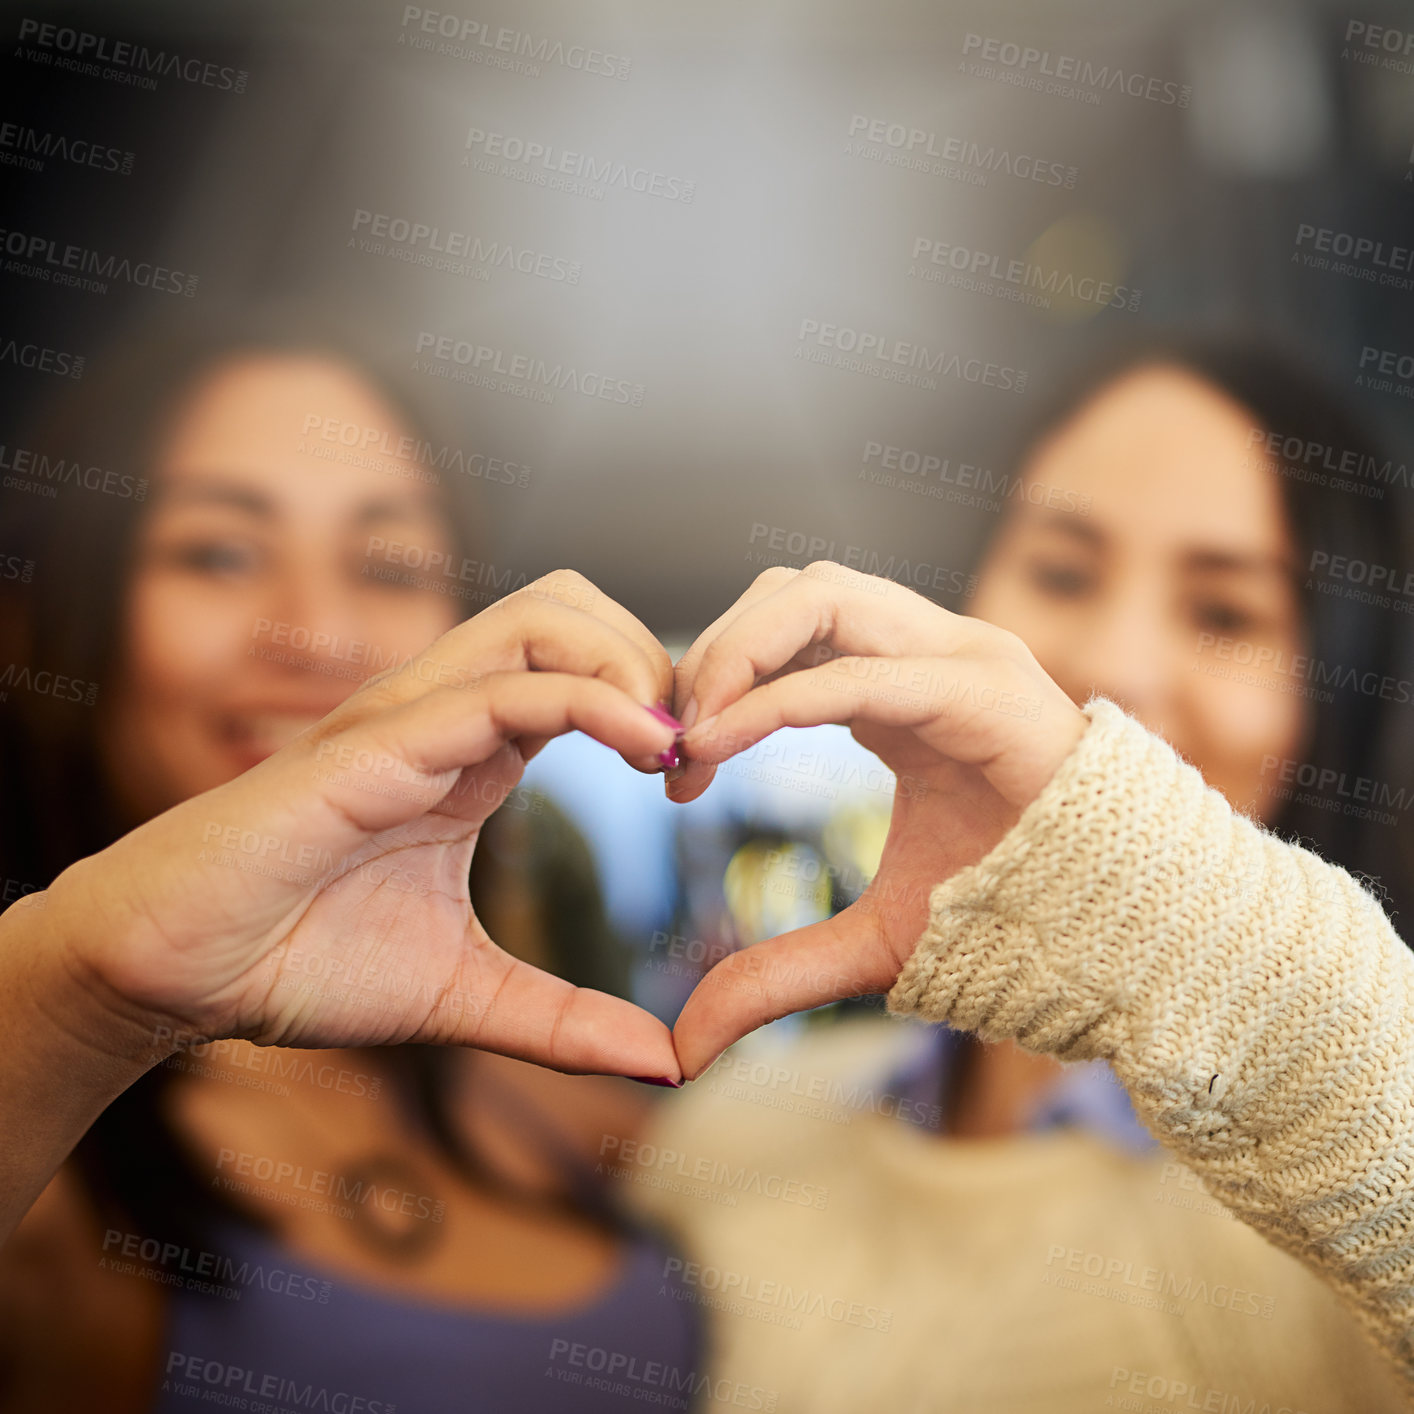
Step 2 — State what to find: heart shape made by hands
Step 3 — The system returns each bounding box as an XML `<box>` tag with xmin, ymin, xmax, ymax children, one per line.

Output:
<box><xmin>62</xmin><ymin>563</ymin><xmax>1084</xmax><ymax>1089</ymax></box>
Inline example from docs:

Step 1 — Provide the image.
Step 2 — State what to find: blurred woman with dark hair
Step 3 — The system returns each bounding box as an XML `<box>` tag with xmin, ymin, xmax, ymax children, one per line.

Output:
<box><xmin>0</xmin><ymin>307</ymin><xmax>701</xmax><ymax>1413</ymax></box>
<box><xmin>933</xmin><ymin>333</ymin><xmax>1413</xmax><ymax>1144</ymax></box>
<box><xmin>638</xmin><ymin>335</ymin><xmax>1414</xmax><ymax>1411</ymax></box>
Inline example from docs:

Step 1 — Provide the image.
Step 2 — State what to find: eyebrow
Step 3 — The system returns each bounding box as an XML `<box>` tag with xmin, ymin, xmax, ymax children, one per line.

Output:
<box><xmin>1181</xmin><ymin>548</ymin><xmax>1292</xmax><ymax>578</ymax></box>
<box><xmin>160</xmin><ymin>480</ymin><xmax>272</xmax><ymax>516</ymax></box>
<box><xmin>1027</xmin><ymin>512</ymin><xmax>1292</xmax><ymax>576</ymax></box>
<box><xmin>158</xmin><ymin>478</ymin><xmax>434</xmax><ymax>523</ymax></box>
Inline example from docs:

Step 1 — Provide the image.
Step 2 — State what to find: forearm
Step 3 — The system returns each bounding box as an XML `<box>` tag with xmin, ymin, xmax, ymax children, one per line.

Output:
<box><xmin>886</xmin><ymin>696</ymin><xmax>1414</xmax><ymax>1376</ymax></box>
<box><xmin>0</xmin><ymin>888</ymin><xmax>168</xmax><ymax>1243</ymax></box>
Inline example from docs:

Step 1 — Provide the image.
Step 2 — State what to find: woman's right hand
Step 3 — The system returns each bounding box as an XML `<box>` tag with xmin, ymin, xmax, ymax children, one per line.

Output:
<box><xmin>35</xmin><ymin>571</ymin><xmax>684</xmax><ymax>1082</ymax></box>
<box><xmin>665</xmin><ymin>562</ymin><xmax>1089</xmax><ymax>1078</ymax></box>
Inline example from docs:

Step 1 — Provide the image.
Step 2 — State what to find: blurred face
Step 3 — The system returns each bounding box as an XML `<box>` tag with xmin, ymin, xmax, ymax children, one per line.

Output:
<box><xmin>100</xmin><ymin>354</ymin><xmax>460</xmax><ymax>820</ymax></box>
<box><xmin>970</xmin><ymin>364</ymin><xmax>1311</xmax><ymax>819</ymax></box>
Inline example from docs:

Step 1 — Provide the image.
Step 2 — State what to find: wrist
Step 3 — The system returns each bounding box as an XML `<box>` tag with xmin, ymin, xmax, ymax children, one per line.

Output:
<box><xmin>4</xmin><ymin>880</ymin><xmax>179</xmax><ymax>1076</ymax></box>
<box><xmin>0</xmin><ymin>886</ymin><xmax>176</xmax><ymax>1241</ymax></box>
<box><xmin>885</xmin><ymin>697</ymin><xmax>1176</xmax><ymax>1048</ymax></box>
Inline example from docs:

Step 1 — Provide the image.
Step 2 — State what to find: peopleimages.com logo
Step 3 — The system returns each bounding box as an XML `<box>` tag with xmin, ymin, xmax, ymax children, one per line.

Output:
<box><xmin>14</xmin><ymin>18</ymin><xmax>249</xmax><ymax>91</ymax></box>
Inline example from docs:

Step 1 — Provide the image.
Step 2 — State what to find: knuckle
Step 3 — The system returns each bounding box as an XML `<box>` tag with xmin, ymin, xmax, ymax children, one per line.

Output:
<box><xmin>545</xmin><ymin>566</ymin><xmax>589</xmax><ymax>586</ymax></box>
<box><xmin>696</xmin><ymin>635</ymin><xmax>732</xmax><ymax>680</ymax></box>
<box><xmin>802</xmin><ymin>559</ymin><xmax>887</xmax><ymax>595</ymax></box>
<box><xmin>545</xmin><ymin>567</ymin><xmax>592</xmax><ymax>595</ymax></box>
<box><xmin>753</xmin><ymin>565</ymin><xmax>798</xmax><ymax>592</ymax></box>
<box><xmin>521</xmin><ymin>568</ymin><xmax>595</xmax><ymax>612</ymax></box>
<box><xmin>987</xmin><ymin>625</ymin><xmax>1034</xmax><ymax>665</ymax></box>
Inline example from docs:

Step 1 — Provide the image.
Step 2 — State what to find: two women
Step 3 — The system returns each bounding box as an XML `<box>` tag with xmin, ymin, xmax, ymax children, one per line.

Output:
<box><xmin>2</xmin><ymin>316</ymin><xmax>1412</xmax><ymax>1410</ymax></box>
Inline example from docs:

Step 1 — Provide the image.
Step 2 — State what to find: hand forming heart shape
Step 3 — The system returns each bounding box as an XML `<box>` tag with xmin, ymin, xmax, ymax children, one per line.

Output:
<box><xmin>35</xmin><ymin>563</ymin><xmax>1086</xmax><ymax>1088</ymax></box>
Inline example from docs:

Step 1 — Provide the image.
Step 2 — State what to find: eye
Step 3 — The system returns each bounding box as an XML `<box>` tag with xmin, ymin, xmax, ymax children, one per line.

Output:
<box><xmin>1027</xmin><ymin>558</ymin><xmax>1094</xmax><ymax>598</ymax></box>
<box><xmin>1191</xmin><ymin>600</ymin><xmax>1258</xmax><ymax>635</ymax></box>
<box><xmin>165</xmin><ymin>539</ymin><xmax>262</xmax><ymax>576</ymax></box>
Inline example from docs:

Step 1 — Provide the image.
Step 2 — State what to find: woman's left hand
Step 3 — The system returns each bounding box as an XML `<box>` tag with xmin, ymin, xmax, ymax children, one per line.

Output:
<box><xmin>667</xmin><ymin>561</ymin><xmax>1088</xmax><ymax>1078</ymax></box>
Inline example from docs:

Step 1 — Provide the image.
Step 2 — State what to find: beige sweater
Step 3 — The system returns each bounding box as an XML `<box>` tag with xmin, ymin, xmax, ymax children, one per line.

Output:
<box><xmin>630</xmin><ymin>697</ymin><xmax>1414</xmax><ymax>1411</ymax></box>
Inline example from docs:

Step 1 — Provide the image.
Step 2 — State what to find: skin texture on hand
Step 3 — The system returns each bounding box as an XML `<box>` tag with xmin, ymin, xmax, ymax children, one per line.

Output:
<box><xmin>2</xmin><ymin>560</ymin><xmax>1093</xmax><ymax>1248</ymax></box>
<box><xmin>40</xmin><ymin>571</ymin><xmax>685</xmax><ymax>1084</ymax></box>
<box><xmin>666</xmin><ymin>562</ymin><xmax>1088</xmax><ymax>1079</ymax></box>
<box><xmin>24</xmin><ymin>562</ymin><xmax>1091</xmax><ymax>1083</ymax></box>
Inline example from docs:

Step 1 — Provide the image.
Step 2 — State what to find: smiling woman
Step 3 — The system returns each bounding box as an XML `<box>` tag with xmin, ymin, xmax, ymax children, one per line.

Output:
<box><xmin>2</xmin><ymin>310</ymin><xmax>487</xmax><ymax>866</ymax></box>
<box><xmin>910</xmin><ymin>336</ymin><xmax>1412</xmax><ymax>1167</ymax></box>
<box><xmin>964</xmin><ymin>335</ymin><xmax>1413</xmax><ymax>925</ymax></box>
<box><xmin>632</xmin><ymin>338</ymin><xmax>1414</xmax><ymax>1413</ymax></box>
<box><xmin>0</xmin><ymin>308</ymin><xmax>702</xmax><ymax>1414</ymax></box>
<box><xmin>98</xmin><ymin>352</ymin><xmax>461</xmax><ymax>814</ymax></box>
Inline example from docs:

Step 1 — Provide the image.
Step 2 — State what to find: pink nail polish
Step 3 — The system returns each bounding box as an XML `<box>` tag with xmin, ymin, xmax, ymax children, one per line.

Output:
<box><xmin>658</xmin><ymin>744</ymin><xmax>682</xmax><ymax>771</ymax></box>
<box><xmin>628</xmin><ymin>1075</ymin><xmax>684</xmax><ymax>1088</ymax></box>
<box><xmin>646</xmin><ymin>704</ymin><xmax>682</xmax><ymax>731</ymax></box>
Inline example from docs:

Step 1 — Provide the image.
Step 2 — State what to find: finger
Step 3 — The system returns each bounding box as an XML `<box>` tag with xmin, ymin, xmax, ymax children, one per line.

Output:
<box><xmin>684</xmin><ymin>652</ymin><xmax>1073</xmax><ymax>808</ymax></box>
<box><xmin>274</xmin><ymin>673</ymin><xmax>678</xmax><ymax>851</ymax></box>
<box><xmin>517</xmin><ymin>733</ymin><xmax>553</xmax><ymax>764</ymax></box>
<box><xmin>685</xmin><ymin>562</ymin><xmax>979</xmax><ymax>732</ymax></box>
<box><xmin>519</xmin><ymin>583</ymin><xmax>681</xmax><ymax>771</ymax></box>
<box><xmin>490</xmin><ymin>571</ymin><xmax>677</xmax><ymax>718</ymax></box>
<box><xmin>671</xmin><ymin>566</ymin><xmax>801</xmax><ymax>724</ymax></box>
<box><xmin>663</xmin><ymin>755</ymin><xmax>716</xmax><ymax>805</ymax></box>
<box><xmin>683</xmin><ymin>652</ymin><xmax>1008</xmax><ymax>756</ymax></box>
<box><xmin>671</xmin><ymin>910</ymin><xmax>901</xmax><ymax>1080</ymax></box>
<box><xmin>435</xmin><ymin>946</ymin><xmax>682</xmax><ymax>1081</ymax></box>
<box><xmin>526</xmin><ymin>572</ymin><xmax>677</xmax><ymax>715</ymax></box>
<box><xmin>359</xmin><ymin>587</ymin><xmax>676</xmax><ymax>771</ymax></box>
<box><xmin>666</xmin><ymin>567</ymin><xmax>800</xmax><ymax>803</ymax></box>
<box><xmin>665</xmin><ymin>645</ymin><xmax>835</xmax><ymax>803</ymax></box>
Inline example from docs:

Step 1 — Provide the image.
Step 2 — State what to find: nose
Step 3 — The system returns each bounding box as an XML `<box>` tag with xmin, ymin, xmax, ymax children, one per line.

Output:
<box><xmin>1049</xmin><ymin>584</ymin><xmax>1177</xmax><ymax>734</ymax></box>
<box><xmin>254</xmin><ymin>562</ymin><xmax>369</xmax><ymax>678</ymax></box>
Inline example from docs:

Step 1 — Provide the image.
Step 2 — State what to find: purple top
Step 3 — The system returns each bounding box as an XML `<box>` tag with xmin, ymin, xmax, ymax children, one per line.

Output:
<box><xmin>149</xmin><ymin>1218</ymin><xmax>703</xmax><ymax>1414</ymax></box>
<box><xmin>147</xmin><ymin>1082</ymin><xmax>702</xmax><ymax>1414</ymax></box>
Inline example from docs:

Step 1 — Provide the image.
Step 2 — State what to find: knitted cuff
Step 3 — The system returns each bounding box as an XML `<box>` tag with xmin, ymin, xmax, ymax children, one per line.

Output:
<box><xmin>885</xmin><ymin>694</ymin><xmax>1414</xmax><ymax>1383</ymax></box>
<box><xmin>885</xmin><ymin>695</ymin><xmax>1286</xmax><ymax>1069</ymax></box>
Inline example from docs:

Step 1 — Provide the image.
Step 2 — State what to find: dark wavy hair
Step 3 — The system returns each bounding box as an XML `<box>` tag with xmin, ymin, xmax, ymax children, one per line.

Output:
<box><xmin>959</xmin><ymin>332</ymin><xmax>1414</xmax><ymax>935</ymax></box>
<box><xmin>0</xmin><ymin>302</ymin><xmax>638</xmax><ymax>1267</ymax></box>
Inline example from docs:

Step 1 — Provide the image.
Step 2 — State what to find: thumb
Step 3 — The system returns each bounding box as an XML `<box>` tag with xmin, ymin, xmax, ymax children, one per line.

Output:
<box><xmin>671</xmin><ymin>907</ymin><xmax>904</xmax><ymax>1080</ymax></box>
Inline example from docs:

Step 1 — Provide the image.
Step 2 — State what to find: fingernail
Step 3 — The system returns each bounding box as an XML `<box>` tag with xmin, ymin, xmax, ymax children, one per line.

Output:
<box><xmin>680</xmin><ymin>698</ymin><xmax>699</xmax><ymax>731</ymax></box>
<box><xmin>628</xmin><ymin>1075</ymin><xmax>684</xmax><ymax>1088</ymax></box>
<box><xmin>646</xmin><ymin>703</ymin><xmax>682</xmax><ymax>731</ymax></box>
<box><xmin>663</xmin><ymin>762</ymin><xmax>687</xmax><ymax>784</ymax></box>
<box><xmin>657</xmin><ymin>744</ymin><xmax>682</xmax><ymax>771</ymax></box>
<box><xmin>687</xmin><ymin>1053</ymin><xmax>722</xmax><ymax>1082</ymax></box>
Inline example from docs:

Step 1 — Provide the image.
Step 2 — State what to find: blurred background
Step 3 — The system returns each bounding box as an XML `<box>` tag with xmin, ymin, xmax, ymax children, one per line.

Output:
<box><xmin>4</xmin><ymin>0</ymin><xmax>1413</xmax><ymax>1019</ymax></box>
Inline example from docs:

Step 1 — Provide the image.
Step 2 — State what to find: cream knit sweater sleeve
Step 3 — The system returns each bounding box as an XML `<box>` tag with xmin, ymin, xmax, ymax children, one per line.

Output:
<box><xmin>885</xmin><ymin>695</ymin><xmax>1414</xmax><ymax>1381</ymax></box>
